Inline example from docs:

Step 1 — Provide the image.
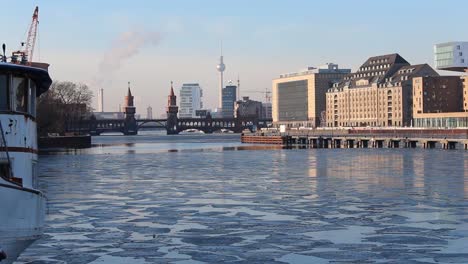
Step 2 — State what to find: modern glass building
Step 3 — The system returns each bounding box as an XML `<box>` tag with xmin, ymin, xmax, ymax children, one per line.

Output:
<box><xmin>434</xmin><ymin>42</ymin><xmax>468</xmax><ymax>72</ymax></box>
<box><xmin>222</xmin><ymin>85</ymin><xmax>237</xmax><ymax>118</ymax></box>
<box><xmin>272</xmin><ymin>64</ymin><xmax>351</xmax><ymax>128</ymax></box>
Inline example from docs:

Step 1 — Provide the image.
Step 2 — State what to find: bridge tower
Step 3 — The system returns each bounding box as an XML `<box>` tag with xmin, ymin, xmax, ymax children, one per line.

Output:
<box><xmin>124</xmin><ymin>82</ymin><xmax>138</xmax><ymax>135</ymax></box>
<box><xmin>166</xmin><ymin>81</ymin><xmax>179</xmax><ymax>135</ymax></box>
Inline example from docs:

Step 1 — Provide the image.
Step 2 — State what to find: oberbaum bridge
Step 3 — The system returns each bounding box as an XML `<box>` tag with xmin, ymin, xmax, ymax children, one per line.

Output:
<box><xmin>66</xmin><ymin>84</ymin><xmax>272</xmax><ymax>136</ymax></box>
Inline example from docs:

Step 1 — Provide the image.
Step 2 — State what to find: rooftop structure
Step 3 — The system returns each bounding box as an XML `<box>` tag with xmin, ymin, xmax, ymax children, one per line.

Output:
<box><xmin>279</xmin><ymin>63</ymin><xmax>351</xmax><ymax>79</ymax></box>
<box><xmin>434</xmin><ymin>42</ymin><xmax>468</xmax><ymax>72</ymax></box>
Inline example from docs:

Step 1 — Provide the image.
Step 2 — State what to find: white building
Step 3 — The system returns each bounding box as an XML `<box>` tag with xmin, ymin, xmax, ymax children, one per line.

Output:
<box><xmin>146</xmin><ymin>106</ymin><xmax>153</xmax><ymax>119</ymax></box>
<box><xmin>97</xmin><ymin>88</ymin><xmax>104</xmax><ymax>112</ymax></box>
<box><xmin>434</xmin><ymin>42</ymin><xmax>468</xmax><ymax>72</ymax></box>
<box><xmin>179</xmin><ymin>83</ymin><xmax>203</xmax><ymax>118</ymax></box>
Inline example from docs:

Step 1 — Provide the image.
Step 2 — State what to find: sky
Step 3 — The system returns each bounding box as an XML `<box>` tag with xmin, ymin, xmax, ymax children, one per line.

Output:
<box><xmin>1</xmin><ymin>0</ymin><xmax>468</xmax><ymax>117</ymax></box>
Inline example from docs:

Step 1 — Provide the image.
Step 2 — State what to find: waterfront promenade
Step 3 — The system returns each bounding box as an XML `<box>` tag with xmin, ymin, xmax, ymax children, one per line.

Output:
<box><xmin>242</xmin><ymin>128</ymin><xmax>468</xmax><ymax>150</ymax></box>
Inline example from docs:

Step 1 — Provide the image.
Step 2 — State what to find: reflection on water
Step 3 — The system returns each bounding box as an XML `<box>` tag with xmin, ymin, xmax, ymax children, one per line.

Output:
<box><xmin>18</xmin><ymin>133</ymin><xmax>468</xmax><ymax>263</ymax></box>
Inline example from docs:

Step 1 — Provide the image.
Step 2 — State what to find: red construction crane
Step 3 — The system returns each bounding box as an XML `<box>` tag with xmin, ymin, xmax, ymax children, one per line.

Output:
<box><xmin>25</xmin><ymin>6</ymin><xmax>39</xmax><ymax>62</ymax></box>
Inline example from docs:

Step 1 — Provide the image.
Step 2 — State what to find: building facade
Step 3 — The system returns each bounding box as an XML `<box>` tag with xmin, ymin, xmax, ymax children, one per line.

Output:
<box><xmin>179</xmin><ymin>83</ymin><xmax>203</xmax><ymax>118</ymax></box>
<box><xmin>222</xmin><ymin>85</ymin><xmax>237</xmax><ymax>118</ymax></box>
<box><xmin>262</xmin><ymin>102</ymin><xmax>272</xmax><ymax>119</ymax></box>
<box><xmin>272</xmin><ymin>63</ymin><xmax>350</xmax><ymax>128</ymax></box>
<box><xmin>464</xmin><ymin>70</ymin><xmax>468</xmax><ymax>111</ymax></box>
<box><xmin>234</xmin><ymin>96</ymin><xmax>263</xmax><ymax>118</ymax></box>
<box><xmin>146</xmin><ymin>106</ymin><xmax>153</xmax><ymax>119</ymax></box>
<box><xmin>434</xmin><ymin>42</ymin><xmax>468</xmax><ymax>71</ymax></box>
<box><xmin>411</xmin><ymin>75</ymin><xmax>467</xmax><ymax>128</ymax></box>
<box><xmin>412</xmin><ymin>76</ymin><xmax>463</xmax><ymax>114</ymax></box>
<box><xmin>326</xmin><ymin>54</ymin><xmax>439</xmax><ymax>127</ymax></box>
<box><xmin>98</xmin><ymin>88</ymin><xmax>104</xmax><ymax>112</ymax></box>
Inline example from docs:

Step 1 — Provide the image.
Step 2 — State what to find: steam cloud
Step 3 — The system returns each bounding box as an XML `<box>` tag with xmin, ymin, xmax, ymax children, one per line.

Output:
<box><xmin>95</xmin><ymin>30</ymin><xmax>162</xmax><ymax>87</ymax></box>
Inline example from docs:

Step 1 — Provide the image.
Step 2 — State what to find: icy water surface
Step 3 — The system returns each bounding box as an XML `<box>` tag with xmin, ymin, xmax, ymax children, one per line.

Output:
<box><xmin>17</xmin><ymin>133</ymin><xmax>468</xmax><ymax>263</ymax></box>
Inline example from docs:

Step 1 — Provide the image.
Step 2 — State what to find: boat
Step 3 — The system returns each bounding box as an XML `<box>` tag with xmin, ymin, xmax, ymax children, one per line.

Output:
<box><xmin>0</xmin><ymin>45</ymin><xmax>52</xmax><ymax>263</ymax></box>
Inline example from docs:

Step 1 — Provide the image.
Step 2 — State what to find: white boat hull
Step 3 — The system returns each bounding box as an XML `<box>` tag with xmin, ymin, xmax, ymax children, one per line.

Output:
<box><xmin>0</xmin><ymin>183</ymin><xmax>45</xmax><ymax>264</ymax></box>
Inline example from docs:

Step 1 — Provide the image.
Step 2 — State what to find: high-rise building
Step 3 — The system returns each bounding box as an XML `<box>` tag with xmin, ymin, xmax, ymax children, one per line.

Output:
<box><xmin>216</xmin><ymin>51</ymin><xmax>226</xmax><ymax>109</ymax></box>
<box><xmin>326</xmin><ymin>54</ymin><xmax>439</xmax><ymax>128</ymax></box>
<box><xmin>434</xmin><ymin>42</ymin><xmax>468</xmax><ymax>71</ymax></box>
<box><xmin>179</xmin><ymin>83</ymin><xmax>203</xmax><ymax>118</ymax></box>
<box><xmin>234</xmin><ymin>96</ymin><xmax>263</xmax><ymax>118</ymax></box>
<box><xmin>146</xmin><ymin>106</ymin><xmax>153</xmax><ymax>119</ymax></box>
<box><xmin>222</xmin><ymin>85</ymin><xmax>237</xmax><ymax>118</ymax></box>
<box><xmin>98</xmin><ymin>88</ymin><xmax>104</xmax><ymax>112</ymax></box>
<box><xmin>272</xmin><ymin>63</ymin><xmax>351</xmax><ymax>128</ymax></box>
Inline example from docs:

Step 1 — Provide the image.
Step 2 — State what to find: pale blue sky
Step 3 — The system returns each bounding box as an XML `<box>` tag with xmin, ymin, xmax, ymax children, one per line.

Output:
<box><xmin>2</xmin><ymin>0</ymin><xmax>467</xmax><ymax>116</ymax></box>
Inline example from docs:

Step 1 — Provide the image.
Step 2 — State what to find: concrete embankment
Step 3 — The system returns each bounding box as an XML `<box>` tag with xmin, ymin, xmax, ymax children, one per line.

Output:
<box><xmin>241</xmin><ymin>129</ymin><xmax>468</xmax><ymax>150</ymax></box>
<box><xmin>38</xmin><ymin>135</ymin><xmax>92</xmax><ymax>149</ymax></box>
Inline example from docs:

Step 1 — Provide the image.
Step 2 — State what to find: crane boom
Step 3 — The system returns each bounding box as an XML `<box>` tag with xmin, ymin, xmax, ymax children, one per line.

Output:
<box><xmin>25</xmin><ymin>6</ymin><xmax>39</xmax><ymax>61</ymax></box>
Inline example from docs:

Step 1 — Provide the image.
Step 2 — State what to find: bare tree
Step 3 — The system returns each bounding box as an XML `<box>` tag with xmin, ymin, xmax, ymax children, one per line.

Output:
<box><xmin>37</xmin><ymin>81</ymin><xmax>94</xmax><ymax>136</ymax></box>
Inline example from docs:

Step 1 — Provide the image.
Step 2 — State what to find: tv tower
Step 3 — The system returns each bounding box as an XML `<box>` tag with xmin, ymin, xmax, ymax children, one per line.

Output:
<box><xmin>216</xmin><ymin>43</ymin><xmax>225</xmax><ymax>109</ymax></box>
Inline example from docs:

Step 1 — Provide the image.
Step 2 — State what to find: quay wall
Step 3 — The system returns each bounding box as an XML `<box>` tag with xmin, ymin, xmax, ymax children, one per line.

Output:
<box><xmin>241</xmin><ymin>129</ymin><xmax>468</xmax><ymax>150</ymax></box>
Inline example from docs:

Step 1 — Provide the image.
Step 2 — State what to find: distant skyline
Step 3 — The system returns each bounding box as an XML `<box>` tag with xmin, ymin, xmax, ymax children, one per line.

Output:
<box><xmin>2</xmin><ymin>0</ymin><xmax>468</xmax><ymax>116</ymax></box>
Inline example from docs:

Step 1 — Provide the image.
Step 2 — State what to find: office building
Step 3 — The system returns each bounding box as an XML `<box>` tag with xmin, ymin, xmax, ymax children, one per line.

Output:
<box><xmin>98</xmin><ymin>88</ymin><xmax>104</xmax><ymax>112</ymax></box>
<box><xmin>412</xmin><ymin>76</ymin><xmax>467</xmax><ymax>128</ymax></box>
<box><xmin>179</xmin><ymin>83</ymin><xmax>203</xmax><ymax>118</ymax></box>
<box><xmin>326</xmin><ymin>54</ymin><xmax>439</xmax><ymax>127</ymax></box>
<box><xmin>272</xmin><ymin>63</ymin><xmax>351</xmax><ymax>128</ymax></box>
<box><xmin>222</xmin><ymin>85</ymin><xmax>237</xmax><ymax>118</ymax></box>
<box><xmin>434</xmin><ymin>42</ymin><xmax>468</xmax><ymax>71</ymax></box>
<box><xmin>146</xmin><ymin>106</ymin><xmax>153</xmax><ymax>119</ymax></box>
<box><xmin>413</xmin><ymin>76</ymin><xmax>463</xmax><ymax>114</ymax></box>
<box><xmin>234</xmin><ymin>96</ymin><xmax>263</xmax><ymax>118</ymax></box>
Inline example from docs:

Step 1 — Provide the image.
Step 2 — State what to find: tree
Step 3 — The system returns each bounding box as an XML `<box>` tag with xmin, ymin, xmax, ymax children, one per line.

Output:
<box><xmin>36</xmin><ymin>81</ymin><xmax>93</xmax><ymax>136</ymax></box>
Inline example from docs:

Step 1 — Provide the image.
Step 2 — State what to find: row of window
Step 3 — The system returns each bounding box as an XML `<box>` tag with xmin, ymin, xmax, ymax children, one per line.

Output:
<box><xmin>0</xmin><ymin>74</ymin><xmax>37</xmax><ymax>116</ymax></box>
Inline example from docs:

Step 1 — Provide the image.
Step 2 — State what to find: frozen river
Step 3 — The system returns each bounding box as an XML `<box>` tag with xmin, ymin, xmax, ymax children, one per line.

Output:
<box><xmin>17</xmin><ymin>133</ymin><xmax>468</xmax><ymax>263</ymax></box>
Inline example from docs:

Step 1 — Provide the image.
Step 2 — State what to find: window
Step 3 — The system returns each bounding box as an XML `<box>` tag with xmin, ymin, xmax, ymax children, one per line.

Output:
<box><xmin>0</xmin><ymin>74</ymin><xmax>8</xmax><ymax>110</ymax></box>
<box><xmin>29</xmin><ymin>80</ymin><xmax>36</xmax><ymax>116</ymax></box>
<box><xmin>13</xmin><ymin>76</ymin><xmax>28</xmax><ymax>113</ymax></box>
<box><xmin>0</xmin><ymin>162</ymin><xmax>11</xmax><ymax>179</ymax></box>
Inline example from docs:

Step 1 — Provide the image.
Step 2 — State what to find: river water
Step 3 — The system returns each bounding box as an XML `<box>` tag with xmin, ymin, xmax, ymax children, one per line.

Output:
<box><xmin>17</xmin><ymin>132</ymin><xmax>468</xmax><ymax>263</ymax></box>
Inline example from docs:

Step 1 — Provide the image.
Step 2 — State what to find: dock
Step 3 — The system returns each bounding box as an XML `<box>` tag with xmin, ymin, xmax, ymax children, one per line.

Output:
<box><xmin>241</xmin><ymin>128</ymin><xmax>468</xmax><ymax>150</ymax></box>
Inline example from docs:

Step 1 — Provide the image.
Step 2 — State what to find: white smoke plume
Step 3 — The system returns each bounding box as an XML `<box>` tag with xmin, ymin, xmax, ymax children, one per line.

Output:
<box><xmin>94</xmin><ymin>30</ymin><xmax>162</xmax><ymax>87</ymax></box>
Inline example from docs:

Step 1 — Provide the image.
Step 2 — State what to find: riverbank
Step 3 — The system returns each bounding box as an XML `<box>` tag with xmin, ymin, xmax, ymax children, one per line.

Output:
<box><xmin>38</xmin><ymin>135</ymin><xmax>91</xmax><ymax>149</ymax></box>
<box><xmin>242</xmin><ymin>128</ymin><xmax>468</xmax><ymax>150</ymax></box>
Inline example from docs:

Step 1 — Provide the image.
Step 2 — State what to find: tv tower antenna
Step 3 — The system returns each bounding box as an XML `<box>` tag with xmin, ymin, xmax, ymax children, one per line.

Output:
<box><xmin>216</xmin><ymin>41</ymin><xmax>225</xmax><ymax>109</ymax></box>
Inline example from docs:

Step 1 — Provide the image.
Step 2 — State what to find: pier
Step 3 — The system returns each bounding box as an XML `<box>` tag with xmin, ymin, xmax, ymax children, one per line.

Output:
<box><xmin>241</xmin><ymin>128</ymin><xmax>468</xmax><ymax>150</ymax></box>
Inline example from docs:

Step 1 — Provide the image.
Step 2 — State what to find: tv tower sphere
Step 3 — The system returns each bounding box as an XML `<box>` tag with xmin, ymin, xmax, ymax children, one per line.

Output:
<box><xmin>217</xmin><ymin>56</ymin><xmax>225</xmax><ymax>72</ymax></box>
